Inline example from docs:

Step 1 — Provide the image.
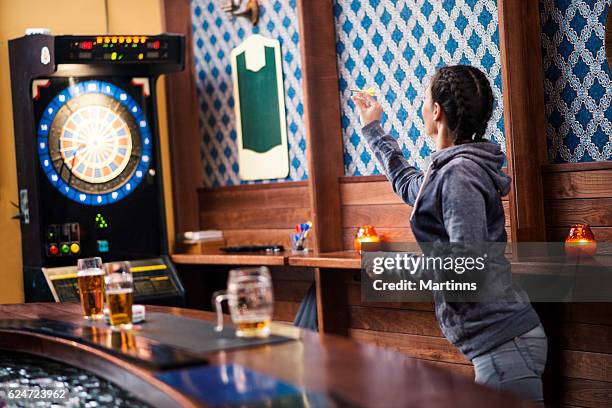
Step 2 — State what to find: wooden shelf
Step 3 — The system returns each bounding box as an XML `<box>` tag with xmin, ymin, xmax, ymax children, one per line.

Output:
<box><xmin>172</xmin><ymin>250</ymin><xmax>362</xmax><ymax>268</ymax></box>
<box><xmin>288</xmin><ymin>250</ymin><xmax>361</xmax><ymax>269</ymax></box>
<box><xmin>172</xmin><ymin>250</ymin><xmax>612</xmax><ymax>275</ymax></box>
<box><xmin>510</xmin><ymin>255</ymin><xmax>612</xmax><ymax>275</ymax></box>
<box><xmin>171</xmin><ymin>251</ymin><xmax>287</xmax><ymax>266</ymax></box>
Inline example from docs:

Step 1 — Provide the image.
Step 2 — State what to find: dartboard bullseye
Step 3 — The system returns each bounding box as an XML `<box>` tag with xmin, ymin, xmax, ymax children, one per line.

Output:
<box><xmin>37</xmin><ymin>80</ymin><xmax>152</xmax><ymax>205</ymax></box>
<box><xmin>60</xmin><ymin>105</ymin><xmax>133</xmax><ymax>184</ymax></box>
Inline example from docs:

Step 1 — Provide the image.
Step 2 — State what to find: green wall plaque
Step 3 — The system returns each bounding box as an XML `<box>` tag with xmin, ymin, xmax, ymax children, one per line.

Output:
<box><xmin>231</xmin><ymin>34</ymin><xmax>289</xmax><ymax>181</ymax></box>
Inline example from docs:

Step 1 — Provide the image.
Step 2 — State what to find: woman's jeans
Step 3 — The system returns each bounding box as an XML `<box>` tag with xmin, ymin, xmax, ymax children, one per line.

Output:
<box><xmin>472</xmin><ymin>324</ymin><xmax>548</xmax><ymax>402</ymax></box>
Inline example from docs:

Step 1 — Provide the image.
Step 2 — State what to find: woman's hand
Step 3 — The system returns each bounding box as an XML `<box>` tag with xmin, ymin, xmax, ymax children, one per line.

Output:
<box><xmin>352</xmin><ymin>93</ymin><xmax>383</xmax><ymax>127</ymax></box>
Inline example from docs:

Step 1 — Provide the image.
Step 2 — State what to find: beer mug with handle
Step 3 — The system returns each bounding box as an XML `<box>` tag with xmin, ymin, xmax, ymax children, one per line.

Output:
<box><xmin>213</xmin><ymin>267</ymin><xmax>274</xmax><ymax>338</ymax></box>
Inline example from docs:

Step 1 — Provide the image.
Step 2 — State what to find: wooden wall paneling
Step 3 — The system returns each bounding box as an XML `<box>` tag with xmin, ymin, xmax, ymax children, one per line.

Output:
<box><xmin>349</xmin><ymin>306</ymin><xmax>442</xmax><ymax>337</ymax></box>
<box><xmin>547</xmin><ymin>227</ymin><xmax>612</xmax><ymax>243</ymax></box>
<box><xmin>560</xmin><ymin>323</ymin><xmax>612</xmax><ymax>355</ymax></box>
<box><xmin>560</xmin><ymin>378</ymin><xmax>612</xmax><ymax>408</ymax></box>
<box><xmin>497</xmin><ymin>0</ymin><xmax>548</xmax><ymax>242</ymax></box>
<box><xmin>222</xmin><ymin>229</ymin><xmax>296</xmax><ymax>249</ymax></box>
<box><xmin>561</xmin><ymin>350</ymin><xmax>612</xmax><ymax>383</ymax></box>
<box><xmin>542</xmin><ymin>165</ymin><xmax>612</xmax><ymax>242</ymax></box>
<box><xmin>339</xmin><ymin>173</ymin><xmax>511</xmax><ymax>205</ymax></box>
<box><xmin>197</xmin><ymin>182</ymin><xmax>311</xmax><ymax>247</ymax></box>
<box><xmin>273</xmin><ymin>301</ymin><xmax>301</xmax><ymax>323</ymax></box>
<box><xmin>296</xmin><ymin>0</ymin><xmax>344</xmax><ymax>253</ymax></box>
<box><xmin>315</xmin><ymin>268</ymin><xmax>350</xmax><ymax>336</ymax></box>
<box><xmin>349</xmin><ymin>329</ymin><xmax>470</xmax><ymax>365</ymax></box>
<box><xmin>273</xmin><ymin>279</ymin><xmax>314</xmax><ymax>302</ymax></box>
<box><xmin>424</xmin><ymin>361</ymin><xmax>475</xmax><ymax>378</ymax></box>
<box><xmin>561</xmin><ymin>303</ymin><xmax>612</xmax><ymax>326</ymax></box>
<box><xmin>162</xmin><ymin>0</ymin><xmax>202</xmax><ymax>234</ymax></box>
<box><xmin>199</xmin><ymin>182</ymin><xmax>310</xmax><ymax>211</ymax></box>
<box><xmin>542</xmin><ymin>165</ymin><xmax>612</xmax><ymax>200</ymax></box>
<box><xmin>535</xmin><ymin>301</ymin><xmax>612</xmax><ymax>407</ymax></box>
<box><xmin>339</xmin><ymin>176</ymin><xmax>512</xmax><ymax>249</ymax></box>
<box><xmin>545</xmin><ymin>199</ymin><xmax>612</xmax><ymax>227</ymax></box>
<box><xmin>270</xmin><ymin>267</ymin><xmax>315</xmax><ymax>323</ymax></box>
<box><xmin>346</xmin><ymin>282</ymin><xmax>435</xmax><ymax>310</ymax></box>
<box><xmin>200</xmin><ymin>207</ymin><xmax>311</xmax><ymax>229</ymax></box>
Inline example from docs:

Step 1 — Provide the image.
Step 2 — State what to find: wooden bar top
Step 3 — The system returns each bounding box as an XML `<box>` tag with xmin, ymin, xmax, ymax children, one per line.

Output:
<box><xmin>0</xmin><ymin>303</ymin><xmax>528</xmax><ymax>408</ymax></box>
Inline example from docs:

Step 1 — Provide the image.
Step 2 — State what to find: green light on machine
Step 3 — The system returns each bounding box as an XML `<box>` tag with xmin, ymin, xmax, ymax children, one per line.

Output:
<box><xmin>95</xmin><ymin>213</ymin><xmax>109</xmax><ymax>229</ymax></box>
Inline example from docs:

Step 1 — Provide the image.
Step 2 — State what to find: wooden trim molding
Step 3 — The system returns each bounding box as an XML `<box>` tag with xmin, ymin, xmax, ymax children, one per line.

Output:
<box><xmin>340</xmin><ymin>175</ymin><xmax>388</xmax><ymax>183</ymax></box>
<box><xmin>498</xmin><ymin>0</ymin><xmax>548</xmax><ymax>242</ymax></box>
<box><xmin>162</xmin><ymin>0</ymin><xmax>203</xmax><ymax>234</ymax></box>
<box><xmin>296</xmin><ymin>0</ymin><xmax>345</xmax><ymax>253</ymax></box>
<box><xmin>199</xmin><ymin>180</ymin><xmax>308</xmax><ymax>194</ymax></box>
<box><xmin>542</xmin><ymin>161</ymin><xmax>612</xmax><ymax>173</ymax></box>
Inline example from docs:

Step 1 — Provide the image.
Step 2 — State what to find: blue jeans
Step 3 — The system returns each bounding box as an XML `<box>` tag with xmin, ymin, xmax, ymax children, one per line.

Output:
<box><xmin>472</xmin><ymin>324</ymin><xmax>548</xmax><ymax>402</ymax></box>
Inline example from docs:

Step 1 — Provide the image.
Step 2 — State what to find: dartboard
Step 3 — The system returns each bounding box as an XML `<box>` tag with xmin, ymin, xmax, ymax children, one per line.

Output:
<box><xmin>37</xmin><ymin>80</ymin><xmax>152</xmax><ymax>205</ymax></box>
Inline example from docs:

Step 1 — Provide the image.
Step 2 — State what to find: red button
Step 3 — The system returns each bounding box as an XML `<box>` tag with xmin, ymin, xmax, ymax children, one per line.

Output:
<box><xmin>49</xmin><ymin>245</ymin><xmax>59</xmax><ymax>256</ymax></box>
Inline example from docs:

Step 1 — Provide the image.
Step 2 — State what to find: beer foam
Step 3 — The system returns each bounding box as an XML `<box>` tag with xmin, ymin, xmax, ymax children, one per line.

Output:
<box><xmin>106</xmin><ymin>288</ymin><xmax>133</xmax><ymax>295</ymax></box>
<box><xmin>77</xmin><ymin>268</ymin><xmax>104</xmax><ymax>277</ymax></box>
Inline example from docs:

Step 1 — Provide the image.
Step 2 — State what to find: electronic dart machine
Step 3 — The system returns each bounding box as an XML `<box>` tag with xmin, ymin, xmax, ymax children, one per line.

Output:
<box><xmin>9</xmin><ymin>33</ymin><xmax>185</xmax><ymax>305</ymax></box>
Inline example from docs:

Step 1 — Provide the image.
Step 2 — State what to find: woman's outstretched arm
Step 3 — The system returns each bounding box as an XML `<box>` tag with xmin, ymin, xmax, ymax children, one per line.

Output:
<box><xmin>353</xmin><ymin>94</ymin><xmax>424</xmax><ymax>206</ymax></box>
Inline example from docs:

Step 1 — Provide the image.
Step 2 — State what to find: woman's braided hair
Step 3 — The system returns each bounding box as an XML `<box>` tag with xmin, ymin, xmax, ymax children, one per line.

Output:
<box><xmin>429</xmin><ymin>65</ymin><xmax>494</xmax><ymax>144</ymax></box>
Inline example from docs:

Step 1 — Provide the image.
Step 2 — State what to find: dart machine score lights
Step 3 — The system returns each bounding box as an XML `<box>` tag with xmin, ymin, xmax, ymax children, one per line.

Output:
<box><xmin>9</xmin><ymin>33</ymin><xmax>185</xmax><ymax>305</ymax></box>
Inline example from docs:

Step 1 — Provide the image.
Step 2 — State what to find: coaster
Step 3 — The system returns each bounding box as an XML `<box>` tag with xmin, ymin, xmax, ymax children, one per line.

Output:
<box><xmin>103</xmin><ymin>304</ymin><xmax>145</xmax><ymax>324</ymax></box>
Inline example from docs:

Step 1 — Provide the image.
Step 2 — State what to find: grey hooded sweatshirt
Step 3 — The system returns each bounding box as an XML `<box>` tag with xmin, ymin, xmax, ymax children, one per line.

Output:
<box><xmin>362</xmin><ymin>120</ymin><xmax>541</xmax><ymax>359</ymax></box>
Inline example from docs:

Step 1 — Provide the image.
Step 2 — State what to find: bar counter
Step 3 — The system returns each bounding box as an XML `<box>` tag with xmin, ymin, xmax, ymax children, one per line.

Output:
<box><xmin>0</xmin><ymin>303</ymin><xmax>528</xmax><ymax>407</ymax></box>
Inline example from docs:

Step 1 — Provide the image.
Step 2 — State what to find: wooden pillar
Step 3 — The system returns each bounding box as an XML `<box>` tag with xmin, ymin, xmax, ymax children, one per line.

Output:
<box><xmin>498</xmin><ymin>0</ymin><xmax>548</xmax><ymax>242</ymax></box>
<box><xmin>297</xmin><ymin>0</ymin><xmax>348</xmax><ymax>335</ymax></box>
<box><xmin>162</xmin><ymin>0</ymin><xmax>202</xmax><ymax>234</ymax></box>
<box><xmin>296</xmin><ymin>0</ymin><xmax>345</xmax><ymax>254</ymax></box>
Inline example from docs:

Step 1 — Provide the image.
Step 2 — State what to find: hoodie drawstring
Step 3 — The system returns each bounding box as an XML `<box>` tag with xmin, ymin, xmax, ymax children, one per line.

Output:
<box><xmin>410</xmin><ymin>162</ymin><xmax>434</xmax><ymax>221</ymax></box>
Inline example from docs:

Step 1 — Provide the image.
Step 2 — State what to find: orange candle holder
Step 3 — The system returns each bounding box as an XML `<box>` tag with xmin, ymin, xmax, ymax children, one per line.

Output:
<box><xmin>564</xmin><ymin>224</ymin><xmax>597</xmax><ymax>258</ymax></box>
<box><xmin>354</xmin><ymin>225</ymin><xmax>381</xmax><ymax>254</ymax></box>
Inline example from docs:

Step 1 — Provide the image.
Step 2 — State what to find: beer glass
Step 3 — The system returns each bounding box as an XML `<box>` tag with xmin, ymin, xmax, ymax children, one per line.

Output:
<box><xmin>104</xmin><ymin>262</ymin><xmax>134</xmax><ymax>329</ymax></box>
<box><xmin>213</xmin><ymin>267</ymin><xmax>274</xmax><ymax>338</ymax></box>
<box><xmin>77</xmin><ymin>257</ymin><xmax>105</xmax><ymax>319</ymax></box>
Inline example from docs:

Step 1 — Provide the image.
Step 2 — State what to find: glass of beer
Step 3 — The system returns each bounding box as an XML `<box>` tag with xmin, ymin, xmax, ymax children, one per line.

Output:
<box><xmin>104</xmin><ymin>262</ymin><xmax>134</xmax><ymax>330</ymax></box>
<box><xmin>213</xmin><ymin>267</ymin><xmax>274</xmax><ymax>338</ymax></box>
<box><xmin>77</xmin><ymin>257</ymin><xmax>105</xmax><ymax>319</ymax></box>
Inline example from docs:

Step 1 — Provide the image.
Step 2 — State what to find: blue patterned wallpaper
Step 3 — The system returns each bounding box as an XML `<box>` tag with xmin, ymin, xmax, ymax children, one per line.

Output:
<box><xmin>191</xmin><ymin>0</ymin><xmax>307</xmax><ymax>187</ymax></box>
<box><xmin>334</xmin><ymin>0</ymin><xmax>505</xmax><ymax>175</ymax></box>
<box><xmin>540</xmin><ymin>0</ymin><xmax>612</xmax><ymax>163</ymax></box>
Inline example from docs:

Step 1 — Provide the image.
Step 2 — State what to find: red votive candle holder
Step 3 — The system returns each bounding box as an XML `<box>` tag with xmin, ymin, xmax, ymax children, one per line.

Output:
<box><xmin>354</xmin><ymin>225</ymin><xmax>381</xmax><ymax>254</ymax></box>
<box><xmin>564</xmin><ymin>223</ymin><xmax>597</xmax><ymax>258</ymax></box>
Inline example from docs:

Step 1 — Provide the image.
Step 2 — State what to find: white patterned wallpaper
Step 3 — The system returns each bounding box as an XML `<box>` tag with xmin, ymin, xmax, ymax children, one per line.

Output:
<box><xmin>540</xmin><ymin>0</ymin><xmax>612</xmax><ymax>163</ymax></box>
<box><xmin>191</xmin><ymin>0</ymin><xmax>307</xmax><ymax>186</ymax></box>
<box><xmin>334</xmin><ymin>0</ymin><xmax>505</xmax><ymax>175</ymax></box>
<box><xmin>191</xmin><ymin>0</ymin><xmax>507</xmax><ymax>184</ymax></box>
